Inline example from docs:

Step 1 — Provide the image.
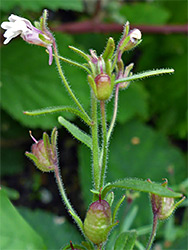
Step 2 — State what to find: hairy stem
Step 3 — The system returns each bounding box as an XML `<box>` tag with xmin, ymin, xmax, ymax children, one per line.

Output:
<box><xmin>91</xmin><ymin>92</ymin><xmax>100</xmax><ymax>191</ymax></box>
<box><xmin>54</xmin><ymin>165</ymin><xmax>84</xmax><ymax>233</ymax></box>
<box><xmin>99</xmin><ymin>100</ymin><xmax>108</xmax><ymax>187</ymax></box>
<box><xmin>107</xmin><ymin>84</ymin><xmax>120</xmax><ymax>142</ymax></box>
<box><xmin>53</xmin><ymin>44</ymin><xmax>90</xmax><ymax>121</ymax></box>
<box><xmin>145</xmin><ymin>214</ymin><xmax>158</xmax><ymax>250</ymax></box>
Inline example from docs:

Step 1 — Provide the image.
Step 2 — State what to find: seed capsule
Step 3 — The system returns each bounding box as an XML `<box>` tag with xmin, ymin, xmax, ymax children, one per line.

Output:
<box><xmin>95</xmin><ymin>73</ymin><xmax>112</xmax><ymax>100</ymax></box>
<box><xmin>84</xmin><ymin>199</ymin><xmax>112</xmax><ymax>245</ymax></box>
<box><xmin>25</xmin><ymin>128</ymin><xmax>58</xmax><ymax>172</ymax></box>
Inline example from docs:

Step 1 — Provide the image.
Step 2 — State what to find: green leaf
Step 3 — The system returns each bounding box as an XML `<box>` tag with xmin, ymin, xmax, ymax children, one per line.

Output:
<box><xmin>58</xmin><ymin>116</ymin><xmax>92</xmax><ymax>149</ymax></box>
<box><xmin>114</xmin><ymin>230</ymin><xmax>137</xmax><ymax>250</ymax></box>
<box><xmin>107</xmin><ymin>82</ymin><xmax>149</xmax><ymax>123</ymax></box>
<box><xmin>1</xmin><ymin>148</ymin><xmax>24</xmax><ymax>177</ymax></box>
<box><xmin>102</xmin><ymin>179</ymin><xmax>182</xmax><ymax>199</ymax></box>
<box><xmin>115</xmin><ymin>68</ymin><xmax>174</xmax><ymax>85</ymax></box>
<box><xmin>139</xmin><ymin>35</ymin><xmax>187</xmax><ymax>139</ymax></box>
<box><xmin>119</xmin><ymin>3</ymin><xmax>170</xmax><ymax>25</ymax></box>
<box><xmin>1</xmin><ymin>186</ymin><xmax>20</xmax><ymax>200</ymax></box>
<box><xmin>119</xmin><ymin>205</ymin><xmax>138</xmax><ymax>232</ymax></box>
<box><xmin>0</xmin><ymin>189</ymin><xmax>46</xmax><ymax>249</ymax></box>
<box><xmin>0</xmin><ymin>0</ymin><xmax>84</xmax><ymax>11</ymax></box>
<box><xmin>0</xmin><ymin>33</ymin><xmax>90</xmax><ymax>129</ymax></box>
<box><xmin>24</xmin><ymin>106</ymin><xmax>92</xmax><ymax>126</ymax></box>
<box><xmin>18</xmin><ymin>207</ymin><xmax>83</xmax><ymax>249</ymax></box>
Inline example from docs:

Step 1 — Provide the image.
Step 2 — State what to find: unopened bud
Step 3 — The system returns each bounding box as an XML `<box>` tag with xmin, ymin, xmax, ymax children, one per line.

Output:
<box><xmin>118</xmin><ymin>22</ymin><xmax>142</xmax><ymax>59</ymax></box>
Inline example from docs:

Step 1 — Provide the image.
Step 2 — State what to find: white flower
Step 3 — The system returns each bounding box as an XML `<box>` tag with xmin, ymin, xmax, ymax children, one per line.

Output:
<box><xmin>1</xmin><ymin>14</ymin><xmax>32</xmax><ymax>44</ymax></box>
<box><xmin>1</xmin><ymin>14</ymin><xmax>54</xmax><ymax>65</ymax></box>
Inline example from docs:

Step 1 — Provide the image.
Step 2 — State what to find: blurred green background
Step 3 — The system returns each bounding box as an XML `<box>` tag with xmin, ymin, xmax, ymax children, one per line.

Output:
<box><xmin>0</xmin><ymin>0</ymin><xmax>187</xmax><ymax>249</ymax></box>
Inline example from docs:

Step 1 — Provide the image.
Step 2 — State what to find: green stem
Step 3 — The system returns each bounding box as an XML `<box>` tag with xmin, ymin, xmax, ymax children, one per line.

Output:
<box><xmin>100</xmin><ymin>101</ymin><xmax>108</xmax><ymax>188</ymax></box>
<box><xmin>91</xmin><ymin>92</ymin><xmax>100</xmax><ymax>191</ymax></box>
<box><xmin>99</xmin><ymin>85</ymin><xmax>119</xmax><ymax>172</ymax></box>
<box><xmin>53</xmin><ymin>45</ymin><xmax>90</xmax><ymax>121</ymax></box>
<box><xmin>145</xmin><ymin>214</ymin><xmax>158</xmax><ymax>250</ymax></box>
<box><xmin>54</xmin><ymin>165</ymin><xmax>84</xmax><ymax>234</ymax></box>
<box><xmin>107</xmin><ymin>84</ymin><xmax>120</xmax><ymax>142</ymax></box>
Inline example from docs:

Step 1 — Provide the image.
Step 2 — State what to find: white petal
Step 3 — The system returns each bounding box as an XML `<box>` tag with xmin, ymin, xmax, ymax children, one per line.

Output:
<box><xmin>3</xmin><ymin>31</ymin><xmax>20</xmax><ymax>44</ymax></box>
<box><xmin>131</xmin><ymin>29</ymin><xmax>142</xmax><ymax>40</ymax></box>
<box><xmin>3</xmin><ymin>28</ymin><xmax>20</xmax><ymax>38</ymax></box>
<box><xmin>1</xmin><ymin>21</ymin><xmax>14</xmax><ymax>29</ymax></box>
<box><xmin>8</xmin><ymin>14</ymin><xmax>22</xmax><ymax>22</ymax></box>
<box><xmin>12</xmin><ymin>20</ymin><xmax>29</xmax><ymax>32</ymax></box>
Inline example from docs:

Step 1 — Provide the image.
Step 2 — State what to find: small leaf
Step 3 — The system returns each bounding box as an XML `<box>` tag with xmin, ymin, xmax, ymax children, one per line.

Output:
<box><xmin>115</xmin><ymin>68</ymin><xmax>174</xmax><ymax>85</ymax></box>
<box><xmin>112</xmin><ymin>195</ymin><xmax>126</xmax><ymax>223</ymax></box>
<box><xmin>102</xmin><ymin>178</ymin><xmax>182</xmax><ymax>199</ymax></box>
<box><xmin>58</xmin><ymin>116</ymin><xmax>92</xmax><ymax>149</ymax></box>
<box><xmin>114</xmin><ymin>230</ymin><xmax>137</xmax><ymax>250</ymax></box>
<box><xmin>68</xmin><ymin>46</ymin><xmax>90</xmax><ymax>61</ymax></box>
<box><xmin>57</xmin><ymin>55</ymin><xmax>91</xmax><ymax>74</ymax></box>
<box><xmin>24</xmin><ymin>106</ymin><xmax>92</xmax><ymax>126</ymax></box>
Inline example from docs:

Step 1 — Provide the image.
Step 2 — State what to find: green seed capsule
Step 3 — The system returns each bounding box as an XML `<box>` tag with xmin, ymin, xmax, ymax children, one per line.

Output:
<box><xmin>84</xmin><ymin>199</ymin><xmax>112</xmax><ymax>245</ymax></box>
<box><xmin>95</xmin><ymin>73</ymin><xmax>112</xmax><ymax>100</ymax></box>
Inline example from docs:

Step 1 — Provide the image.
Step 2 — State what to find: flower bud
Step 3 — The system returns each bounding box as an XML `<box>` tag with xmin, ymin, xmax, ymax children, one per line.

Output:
<box><xmin>117</xmin><ymin>22</ymin><xmax>142</xmax><ymax>60</ymax></box>
<box><xmin>84</xmin><ymin>199</ymin><xmax>112</xmax><ymax>245</ymax></box>
<box><xmin>94</xmin><ymin>73</ymin><xmax>112</xmax><ymax>100</ymax></box>
<box><xmin>25</xmin><ymin>127</ymin><xmax>58</xmax><ymax>172</ymax></box>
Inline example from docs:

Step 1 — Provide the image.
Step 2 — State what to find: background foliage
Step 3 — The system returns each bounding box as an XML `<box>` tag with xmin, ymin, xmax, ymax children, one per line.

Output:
<box><xmin>0</xmin><ymin>0</ymin><xmax>187</xmax><ymax>249</ymax></box>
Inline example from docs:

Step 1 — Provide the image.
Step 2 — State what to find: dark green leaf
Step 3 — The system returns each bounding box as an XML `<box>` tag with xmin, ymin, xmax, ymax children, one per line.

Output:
<box><xmin>0</xmin><ymin>0</ymin><xmax>84</xmax><ymax>11</ymax></box>
<box><xmin>0</xmin><ymin>190</ymin><xmax>46</xmax><ymax>249</ymax></box>
<box><xmin>58</xmin><ymin>116</ymin><xmax>92</xmax><ymax>149</ymax></box>
<box><xmin>114</xmin><ymin>230</ymin><xmax>137</xmax><ymax>250</ymax></box>
<box><xmin>1</xmin><ymin>148</ymin><xmax>24</xmax><ymax>177</ymax></box>
<box><xmin>107</xmin><ymin>82</ymin><xmax>149</xmax><ymax>123</ymax></box>
<box><xmin>0</xmin><ymin>33</ymin><xmax>90</xmax><ymax>129</ymax></box>
<box><xmin>120</xmin><ymin>3</ymin><xmax>170</xmax><ymax>25</ymax></box>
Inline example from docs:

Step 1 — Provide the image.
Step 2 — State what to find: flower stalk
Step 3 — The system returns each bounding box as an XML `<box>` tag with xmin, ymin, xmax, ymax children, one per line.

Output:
<box><xmin>99</xmin><ymin>100</ymin><xmax>108</xmax><ymax>188</ymax></box>
<box><xmin>145</xmin><ymin>213</ymin><xmax>158</xmax><ymax>250</ymax></box>
<box><xmin>91</xmin><ymin>92</ymin><xmax>100</xmax><ymax>191</ymax></box>
<box><xmin>54</xmin><ymin>164</ymin><xmax>84</xmax><ymax>234</ymax></box>
<box><xmin>53</xmin><ymin>45</ymin><xmax>90</xmax><ymax>121</ymax></box>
